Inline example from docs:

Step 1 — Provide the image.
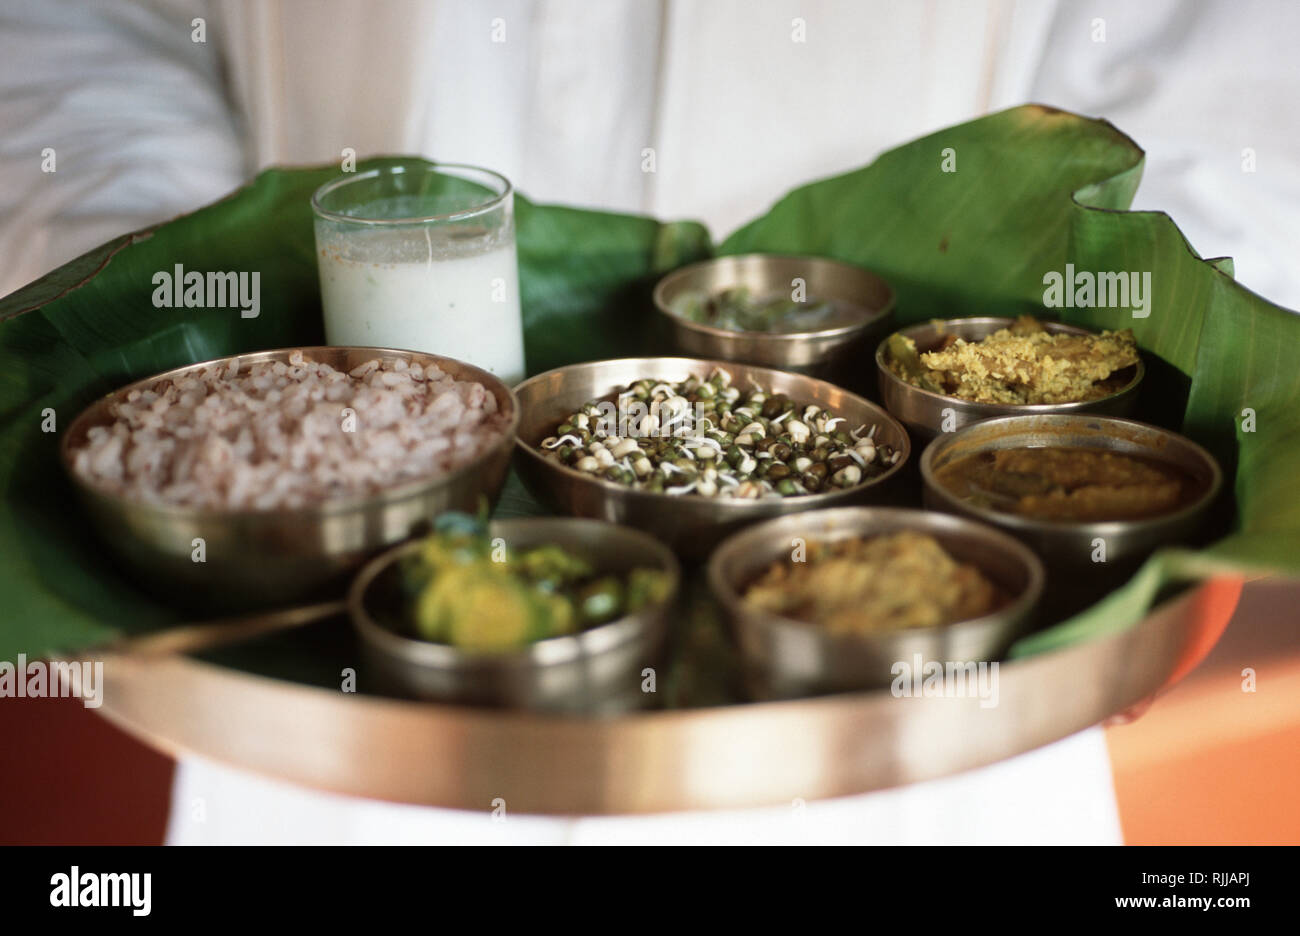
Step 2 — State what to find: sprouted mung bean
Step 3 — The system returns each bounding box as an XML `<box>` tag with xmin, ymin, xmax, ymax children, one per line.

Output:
<box><xmin>537</xmin><ymin>368</ymin><xmax>899</xmax><ymax>499</ymax></box>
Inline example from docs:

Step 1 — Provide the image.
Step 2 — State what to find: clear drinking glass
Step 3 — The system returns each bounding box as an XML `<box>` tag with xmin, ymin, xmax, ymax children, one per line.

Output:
<box><xmin>311</xmin><ymin>161</ymin><xmax>525</xmax><ymax>385</ymax></box>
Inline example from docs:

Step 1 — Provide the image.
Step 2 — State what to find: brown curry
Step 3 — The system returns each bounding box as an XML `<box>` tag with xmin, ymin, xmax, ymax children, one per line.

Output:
<box><xmin>934</xmin><ymin>446</ymin><xmax>1199</xmax><ymax>522</ymax></box>
<box><xmin>742</xmin><ymin>531</ymin><xmax>1004</xmax><ymax>635</ymax></box>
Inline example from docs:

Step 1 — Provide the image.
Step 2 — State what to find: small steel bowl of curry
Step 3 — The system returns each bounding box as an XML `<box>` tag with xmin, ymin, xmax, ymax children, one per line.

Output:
<box><xmin>920</xmin><ymin>414</ymin><xmax>1222</xmax><ymax>571</ymax></box>
<box><xmin>653</xmin><ymin>253</ymin><xmax>895</xmax><ymax>390</ymax></box>
<box><xmin>876</xmin><ymin>316</ymin><xmax>1145</xmax><ymax>440</ymax></box>
<box><xmin>707</xmin><ymin>507</ymin><xmax>1045</xmax><ymax>698</ymax></box>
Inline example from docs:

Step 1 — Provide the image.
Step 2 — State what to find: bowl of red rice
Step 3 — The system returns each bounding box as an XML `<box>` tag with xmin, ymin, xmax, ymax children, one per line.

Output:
<box><xmin>60</xmin><ymin>346</ymin><xmax>519</xmax><ymax>609</ymax></box>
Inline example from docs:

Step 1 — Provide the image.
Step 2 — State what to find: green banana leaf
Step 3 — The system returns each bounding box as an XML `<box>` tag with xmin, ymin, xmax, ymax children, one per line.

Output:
<box><xmin>1</xmin><ymin>105</ymin><xmax>1294</xmax><ymax>686</ymax></box>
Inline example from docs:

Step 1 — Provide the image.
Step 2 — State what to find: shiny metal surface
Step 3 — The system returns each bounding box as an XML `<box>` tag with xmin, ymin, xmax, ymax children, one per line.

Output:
<box><xmin>348</xmin><ymin>517</ymin><xmax>680</xmax><ymax>713</ymax></box>
<box><xmin>513</xmin><ymin>357</ymin><xmax>911</xmax><ymax>559</ymax></box>
<box><xmin>652</xmin><ymin>253</ymin><xmax>893</xmax><ymax>380</ymax></box>
<box><xmin>876</xmin><ymin>317</ymin><xmax>1144</xmax><ymax>439</ymax></box>
<box><xmin>107</xmin><ymin>601</ymin><xmax>348</xmax><ymax>658</ymax></box>
<box><xmin>920</xmin><ymin>414</ymin><xmax>1223</xmax><ymax>571</ymax></box>
<box><xmin>94</xmin><ymin>578</ymin><xmax>1241</xmax><ymax>814</ymax></box>
<box><xmin>707</xmin><ymin>507</ymin><xmax>1045</xmax><ymax>697</ymax></box>
<box><xmin>60</xmin><ymin>347</ymin><xmax>519</xmax><ymax>608</ymax></box>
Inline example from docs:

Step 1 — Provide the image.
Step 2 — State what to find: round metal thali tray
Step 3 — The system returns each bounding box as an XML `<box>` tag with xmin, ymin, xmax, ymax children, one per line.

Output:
<box><xmin>94</xmin><ymin>577</ymin><xmax>1241</xmax><ymax>814</ymax></box>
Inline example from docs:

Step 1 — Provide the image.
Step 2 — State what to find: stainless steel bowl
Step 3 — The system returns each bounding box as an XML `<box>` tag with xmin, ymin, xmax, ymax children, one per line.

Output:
<box><xmin>652</xmin><ymin>253</ymin><xmax>894</xmax><ymax>383</ymax></box>
<box><xmin>708</xmin><ymin>507</ymin><xmax>1045</xmax><ymax>698</ymax></box>
<box><xmin>60</xmin><ymin>347</ymin><xmax>519</xmax><ymax>609</ymax></box>
<box><xmin>920</xmin><ymin>414</ymin><xmax>1222</xmax><ymax>571</ymax></box>
<box><xmin>348</xmin><ymin>517</ymin><xmax>680</xmax><ymax>712</ymax></box>
<box><xmin>513</xmin><ymin>357</ymin><xmax>911</xmax><ymax>559</ymax></box>
<box><xmin>876</xmin><ymin>317</ymin><xmax>1144</xmax><ymax>439</ymax></box>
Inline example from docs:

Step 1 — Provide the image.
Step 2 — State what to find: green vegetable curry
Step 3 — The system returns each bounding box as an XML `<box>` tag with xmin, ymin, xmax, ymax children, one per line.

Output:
<box><xmin>400</xmin><ymin>523</ymin><xmax>672</xmax><ymax>651</ymax></box>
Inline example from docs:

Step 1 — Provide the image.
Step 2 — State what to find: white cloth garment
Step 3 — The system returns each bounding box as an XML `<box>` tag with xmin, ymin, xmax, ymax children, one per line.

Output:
<box><xmin>166</xmin><ymin>729</ymin><xmax>1121</xmax><ymax>845</ymax></box>
<box><xmin>0</xmin><ymin>0</ymin><xmax>244</xmax><ymax>296</ymax></box>
<box><xmin>4</xmin><ymin>0</ymin><xmax>1297</xmax><ymax>844</ymax></box>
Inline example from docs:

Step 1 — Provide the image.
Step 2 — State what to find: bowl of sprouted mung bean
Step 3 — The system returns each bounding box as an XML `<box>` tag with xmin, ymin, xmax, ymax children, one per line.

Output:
<box><xmin>513</xmin><ymin>357</ymin><xmax>911</xmax><ymax>557</ymax></box>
